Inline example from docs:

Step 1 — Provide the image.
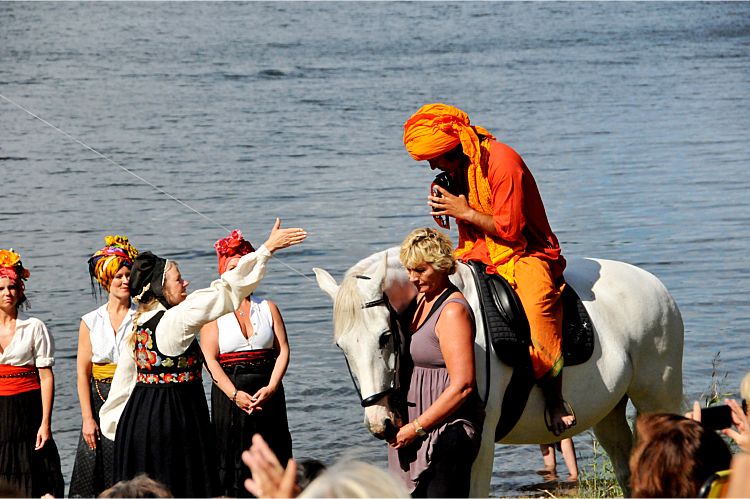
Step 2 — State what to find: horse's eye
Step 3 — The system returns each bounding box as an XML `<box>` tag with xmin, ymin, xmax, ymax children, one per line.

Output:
<box><xmin>379</xmin><ymin>331</ymin><xmax>392</xmax><ymax>349</ymax></box>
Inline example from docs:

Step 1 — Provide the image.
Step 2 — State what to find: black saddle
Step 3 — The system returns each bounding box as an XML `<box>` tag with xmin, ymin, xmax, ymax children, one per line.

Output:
<box><xmin>465</xmin><ymin>260</ymin><xmax>594</xmax><ymax>440</ymax></box>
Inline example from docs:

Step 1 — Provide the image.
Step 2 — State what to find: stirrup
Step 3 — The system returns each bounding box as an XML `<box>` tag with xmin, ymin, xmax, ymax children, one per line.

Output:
<box><xmin>544</xmin><ymin>399</ymin><xmax>577</xmax><ymax>436</ymax></box>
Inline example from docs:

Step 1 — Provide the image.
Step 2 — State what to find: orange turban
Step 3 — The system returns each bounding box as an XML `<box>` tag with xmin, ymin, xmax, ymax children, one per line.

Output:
<box><xmin>403</xmin><ymin>103</ymin><xmax>495</xmax><ymax>170</ymax></box>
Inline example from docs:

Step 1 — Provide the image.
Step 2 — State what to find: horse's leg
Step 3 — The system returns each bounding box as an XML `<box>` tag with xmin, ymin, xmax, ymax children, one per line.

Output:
<box><xmin>469</xmin><ymin>427</ymin><xmax>494</xmax><ymax>498</ymax></box>
<box><xmin>592</xmin><ymin>395</ymin><xmax>633</xmax><ymax>496</ymax></box>
<box><xmin>627</xmin><ymin>345</ymin><xmax>684</xmax><ymax>416</ymax></box>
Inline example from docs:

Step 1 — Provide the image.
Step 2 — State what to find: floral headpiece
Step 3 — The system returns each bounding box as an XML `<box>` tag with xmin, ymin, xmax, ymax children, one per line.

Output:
<box><xmin>214</xmin><ymin>230</ymin><xmax>255</xmax><ymax>275</ymax></box>
<box><xmin>0</xmin><ymin>249</ymin><xmax>30</xmax><ymax>281</ymax></box>
<box><xmin>0</xmin><ymin>248</ymin><xmax>30</xmax><ymax>306</ymax></box>
<box><xmin>88</xmin><ymin>235</ymin><xmax>139</xmax><ymax>290</ymax></box>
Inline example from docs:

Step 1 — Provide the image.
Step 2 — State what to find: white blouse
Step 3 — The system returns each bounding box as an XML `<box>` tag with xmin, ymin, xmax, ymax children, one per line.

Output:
<box><xmin>0</xmin><ymin>313</ymin><xmax>55</xmax><ymax>367</ymax></box>
<box><xmin>82</xmin><ymin>303</ymin><xmax>137</xmax><ymax>364</ymax></box>
<box><xmin>217</xmin><ymin>296</ymin><xmax>275</xmax><ymax>353</ymax></box>
<box><xmin>99</xmin><ymin>244</ymin><xmax>273</xmax><ymax>440</ymax></box>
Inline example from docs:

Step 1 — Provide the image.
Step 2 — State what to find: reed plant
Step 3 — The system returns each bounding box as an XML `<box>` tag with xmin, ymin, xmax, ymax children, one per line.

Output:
<box><xmin>572</xmin><ymin>434</ymin><xmax>623</xmax><ymax>498</ymax></box>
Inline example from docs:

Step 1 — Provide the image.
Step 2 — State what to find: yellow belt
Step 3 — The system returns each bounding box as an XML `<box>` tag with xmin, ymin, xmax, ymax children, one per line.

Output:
<box><xmin>92</xmin><ymin>362</ymin><xmax>117</xmax><ymax>381</ymax></box>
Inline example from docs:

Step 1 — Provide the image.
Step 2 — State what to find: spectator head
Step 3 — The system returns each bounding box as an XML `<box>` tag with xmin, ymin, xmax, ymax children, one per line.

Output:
<box><xmin>98</xmin><ymin>474</ymin><xmax>172</xmax><ymax>498</ymax></box>
<box><xmin>296</xmin><ymin>458</ymin><xmax>327</xmax><ymax>491</ymax></box>
<box><xmin>630</xmin><ymin>413</ymin><xmax>732</xmax><ymax>497</ymax></box>
<box><xmin>299</xmin><ymin>460</ymin><xmax>409</xmax><ymax>498</ymax></box>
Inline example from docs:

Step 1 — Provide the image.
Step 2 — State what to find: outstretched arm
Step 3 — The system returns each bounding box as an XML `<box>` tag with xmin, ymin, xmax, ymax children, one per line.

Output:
<box><xmin>159</xmin><ymin>219</ymin><xmax>307</xmax><ymax>357</ymax></box>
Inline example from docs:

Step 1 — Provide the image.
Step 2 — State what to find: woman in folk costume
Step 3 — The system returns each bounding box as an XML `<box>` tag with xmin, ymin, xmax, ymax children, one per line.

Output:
<box><xmin>69</xmin><ymin>235</ymin><xmax>138</xmax><ymax>497</ymax></box>
<box><xmin>403</xmin><ymin>103</ymin><xmax>575</xmax><ymax>435</ymax></box>
<box><xmin>99</xmin><ymin>219</ymin><xmax>306</xmax><ymax>498</ymax></box>
<box><xmin>0</xmin><ymin>249</ymin><xmax>64</xmax><ymax>497</ymax></box>
<box><xmin>201</xmin><ymin>230</ymin><xmax>293</xmax><ymax>497</ymax></box>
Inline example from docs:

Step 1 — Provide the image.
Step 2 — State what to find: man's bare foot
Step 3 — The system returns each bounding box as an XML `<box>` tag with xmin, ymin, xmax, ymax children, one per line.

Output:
<box><xmin>545</xmin><ymin>400</ymin><xmax>576</xmax><ymax>436</ymax></box>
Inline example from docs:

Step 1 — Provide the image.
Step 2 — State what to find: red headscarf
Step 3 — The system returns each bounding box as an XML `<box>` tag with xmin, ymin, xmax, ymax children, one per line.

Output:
<box><xmin>0</xmin><ymin>249</ymin><xmax>30</xmax><ymax>306</ymax></box>
<box><xmin>214</xmin><ymin>230</ymin><xmax>255</xmax><ymax>275</ymax></box>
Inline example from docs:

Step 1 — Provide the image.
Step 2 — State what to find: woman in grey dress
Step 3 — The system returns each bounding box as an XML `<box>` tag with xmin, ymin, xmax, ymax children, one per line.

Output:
<box><xmin>387</xmin><ymin>228</ymin><xmax>484</xmax><ymax>498</ymax></box>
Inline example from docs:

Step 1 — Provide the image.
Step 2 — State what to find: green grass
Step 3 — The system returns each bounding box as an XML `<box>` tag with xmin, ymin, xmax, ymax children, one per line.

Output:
<box><xmin>573</xmin><ymin>435</ymin><xmax>623</xmax><ymax>498</ymax></box>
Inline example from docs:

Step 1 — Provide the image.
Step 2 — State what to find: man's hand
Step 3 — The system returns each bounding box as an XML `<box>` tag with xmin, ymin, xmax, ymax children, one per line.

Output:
<box><xmin>428</xmin><ymin>186</ymin><xmax>471</xmax><ymax>222</ymax></box>
<box><xmin>429</xmin><ymin>186</ymin><xmax>499</xmax><ymax>237</ymax></box>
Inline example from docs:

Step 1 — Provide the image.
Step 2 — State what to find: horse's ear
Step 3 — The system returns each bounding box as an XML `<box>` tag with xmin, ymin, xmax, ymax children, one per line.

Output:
<box><xmin>313</xmin><ymin>267</ymin><xmax>339</xmax><ymax>301</ymax></box>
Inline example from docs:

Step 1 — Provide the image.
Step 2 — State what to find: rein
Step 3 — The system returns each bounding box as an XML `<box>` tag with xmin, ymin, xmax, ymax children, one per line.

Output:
<box><xmin>341</xmin><ymin>293</ymin><xmax>404</xmax><ymax>409</ymax></box>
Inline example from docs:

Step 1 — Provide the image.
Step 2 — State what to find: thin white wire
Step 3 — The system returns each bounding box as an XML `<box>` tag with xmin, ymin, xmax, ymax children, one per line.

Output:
<box><xmin>0</xmin><ymin>92</ymin><xmax>315</xmax><ymax>283</ymax></box>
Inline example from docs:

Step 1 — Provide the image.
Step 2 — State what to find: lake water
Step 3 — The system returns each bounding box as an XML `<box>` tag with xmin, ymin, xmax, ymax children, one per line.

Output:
<box><xmin>1</xmin><ymin>2</ymin><xmax>749</xmax><ymax>496</ymax></box>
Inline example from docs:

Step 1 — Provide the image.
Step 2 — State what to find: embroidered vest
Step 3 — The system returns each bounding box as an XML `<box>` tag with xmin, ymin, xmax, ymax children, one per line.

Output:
<box><xmin>134</xmin><ymin>311</ymin><xmax>202</xmax><ymax>385</ymax></box>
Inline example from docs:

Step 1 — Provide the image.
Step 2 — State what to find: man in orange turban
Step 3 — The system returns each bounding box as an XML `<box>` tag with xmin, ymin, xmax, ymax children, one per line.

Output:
<box><xmin>404</xmin><ymin>103</ymin><xmax>574</xmax><ymax>435</ymax></box>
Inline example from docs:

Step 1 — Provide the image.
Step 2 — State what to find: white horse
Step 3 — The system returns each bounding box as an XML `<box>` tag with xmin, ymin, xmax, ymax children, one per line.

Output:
<box><xmin>313</xmin><ymin>248</ymin><xmax>683</xmax><ymax>497</ymax></box>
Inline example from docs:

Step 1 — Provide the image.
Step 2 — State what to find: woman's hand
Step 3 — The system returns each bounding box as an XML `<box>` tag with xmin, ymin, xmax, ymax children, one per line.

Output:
<box><xmin>35</xmin><ymin>423</ymin><xmax>51</xmax><ymax>450</ymax></box>
<box><xmin>248</xmin><ymin>386</ymin><xmax>275</xmax><ymax>412</ymax></box>
<box><xmin>263</xmin><ymin>219</ymin><xmax>307</xmax><ymax>254</ymax></box>
<box><xmin>233</xmin><ymin>390</ymin><xmax>256</xmax><ymax>415</ymax></box>
<box><xmin>722</xmin><ymin>398</ymin><xmax>750</xmax><ymax>453</ymax></box>
<box><xmin>389</xmin><ymin>421</ymin><xmax>420</xmax><ymax>450</ymax></box>
<box><xmin>685</xmin><ymin>400</ymin><xmax>703</xmax><ymax>421</ymax></box>
<box><xmin>243</xmin><ymin>433</ymin><xmax>300</xmax><ymax>498</ymax></box>
<box><xmin>82</xmin><ymin>417</ymin><xmax>100</xmax><ymax>450</ymax></box>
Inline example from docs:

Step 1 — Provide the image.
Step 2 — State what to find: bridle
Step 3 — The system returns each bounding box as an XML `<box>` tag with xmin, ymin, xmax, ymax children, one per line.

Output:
<box><xmin>339</xmin><ymin>292</ymin><xmax>404</xmax><ymax>409</ymax></box>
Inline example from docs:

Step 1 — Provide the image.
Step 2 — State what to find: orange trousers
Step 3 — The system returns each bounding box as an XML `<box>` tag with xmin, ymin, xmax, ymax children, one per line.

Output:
<box><xmin>512</xmin><ymin>256</ymin><xmax>565</xmax><ymax>380</ymax></box>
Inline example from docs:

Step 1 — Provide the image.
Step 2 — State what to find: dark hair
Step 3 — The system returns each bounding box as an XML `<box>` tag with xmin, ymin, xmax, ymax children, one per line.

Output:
<box><xmin>296</xmin><ymin>458</ymin><xmax>327</xmax><ymax>490</ymax></box>
<box><xmin>98</xmin><ymin>474</ymin><xmax>172</xmax><ymax>498</ymax></box>
<box><xmin>443</xmin><ymin>143</ymin><xmax>465</xmax><ymax>162</ymax></box>
<box><xmin>630</xmin><ymin>413</ymin><xmax>731</xmax><ymax>497</ymax></box>
<box><xmin>0</xmin><ymin>479</ymin><xmax>22</xmax><ymax>498</ymax></box>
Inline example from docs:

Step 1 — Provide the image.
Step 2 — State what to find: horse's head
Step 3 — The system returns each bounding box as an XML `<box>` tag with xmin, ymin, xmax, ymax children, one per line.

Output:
<box><xmin>313</xmin><ymin>249</ymin><xmax>415</xmax><ymax>440</ymax></box>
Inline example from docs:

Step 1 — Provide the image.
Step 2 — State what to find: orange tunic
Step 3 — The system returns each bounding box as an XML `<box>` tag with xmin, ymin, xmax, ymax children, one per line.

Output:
<box><xmin>455</xmin><ymin>139</ymin><xmax>565</xmax><ymax>379</ymax></box>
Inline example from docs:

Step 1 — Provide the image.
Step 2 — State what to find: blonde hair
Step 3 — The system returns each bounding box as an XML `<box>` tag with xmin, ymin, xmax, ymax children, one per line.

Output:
<box><xmin>399</xmin><ymin>227</ymin><xmax>456</xmax><ymax>274</ymax></box>
<box><xmin>299</xmin><ymin>460</ymin><xmax>408</xmax><ymax>498</ymax></box>
<box><xmin>741</xmin><ymin>371</ymin><xmax>750</xmax><ymax>402</ymax></box>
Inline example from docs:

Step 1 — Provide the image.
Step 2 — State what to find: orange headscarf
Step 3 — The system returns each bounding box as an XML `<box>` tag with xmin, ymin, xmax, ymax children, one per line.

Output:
<box><xmin>403</xmin><ymin>103</ymin><xmax>495</xmax><ymax>170</ymax></box>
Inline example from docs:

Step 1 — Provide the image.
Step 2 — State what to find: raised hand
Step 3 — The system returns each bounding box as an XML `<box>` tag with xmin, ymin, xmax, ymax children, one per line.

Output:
<box><xmin>243</xmin><ymin>433</ymin><xmax>300</xmax><ymax>498</ymax></box>
<box><xmin>263</xmin><ymin>219</ymin><xmax>307</xmax><ymax>253</ymax></box>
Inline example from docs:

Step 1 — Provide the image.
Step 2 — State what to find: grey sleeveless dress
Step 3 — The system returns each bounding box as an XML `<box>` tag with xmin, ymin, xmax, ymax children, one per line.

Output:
<box><xmin>388</xmin><ymin>296</ymin><xmax>485</xmax><ymax>496</ymax></box>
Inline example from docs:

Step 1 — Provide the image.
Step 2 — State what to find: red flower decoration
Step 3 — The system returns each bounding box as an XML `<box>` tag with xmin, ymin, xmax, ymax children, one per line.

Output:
<box><xmin>214</xmin><ymin>230</ymin><xmax>255</xmax><ymax>257</ymax></box>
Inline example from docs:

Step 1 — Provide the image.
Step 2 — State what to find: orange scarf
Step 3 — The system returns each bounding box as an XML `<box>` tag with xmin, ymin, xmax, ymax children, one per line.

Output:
<box><xmin>455</xmin><ymin>140</ymin><xmax>518</xmax><ymax>283</ymax></box>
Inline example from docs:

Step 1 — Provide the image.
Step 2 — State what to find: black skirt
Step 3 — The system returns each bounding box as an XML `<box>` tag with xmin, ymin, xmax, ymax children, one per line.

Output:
<box><xmin>0</xmin><ymin>389</ymin><xmax>64</xmax><ymax>498</ymax></box>
<box><xmin>212</xmin><ymin>363</ymin><xmax>292</xmax><ymax>498</ymax></box>
<box><xmin>69</xmin><ymin>378</ymin><xmax>115</xmax><ymax>498</ymax></box>
<box><xmin>114</xmin><ymin>381</ymin><xmax>219</xmax><ymax>498</ymax></box>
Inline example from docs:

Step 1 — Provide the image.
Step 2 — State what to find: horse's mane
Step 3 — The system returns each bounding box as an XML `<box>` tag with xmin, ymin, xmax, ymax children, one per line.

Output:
<box><xmin>332</xmin><ymin>251</ymin><xmax>386</xmax><ymax>341</ymax></box>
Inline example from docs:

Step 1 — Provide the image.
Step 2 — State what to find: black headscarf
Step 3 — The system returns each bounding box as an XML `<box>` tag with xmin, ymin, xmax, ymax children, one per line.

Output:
<box><xmin>129</xmin><ymin>251</ymin><xmax>170</xmax><ymax>308</ymax></box>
